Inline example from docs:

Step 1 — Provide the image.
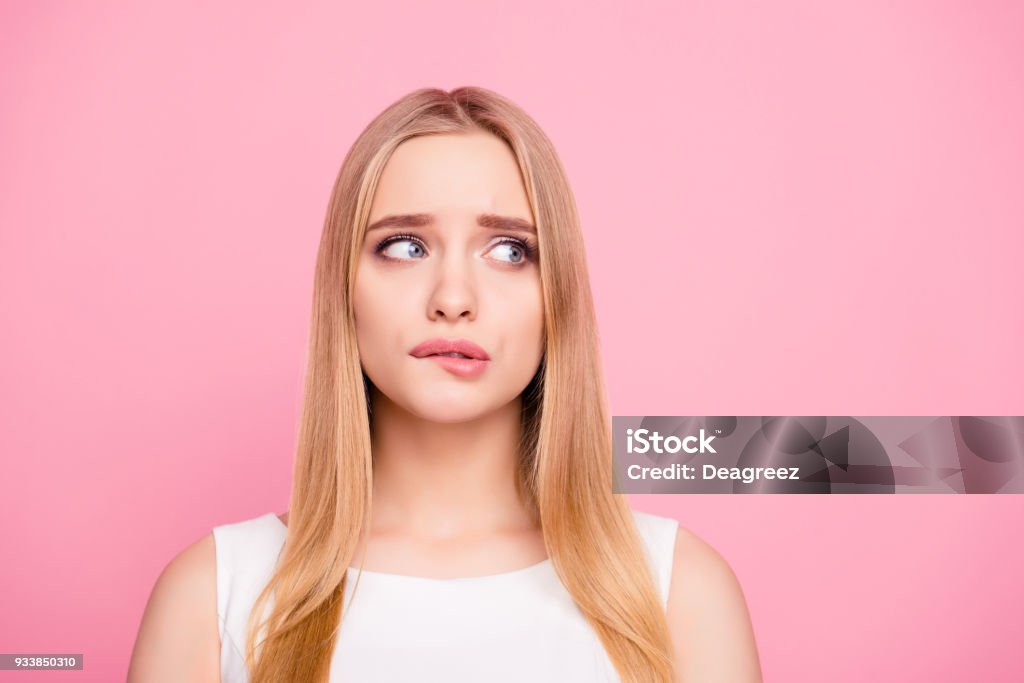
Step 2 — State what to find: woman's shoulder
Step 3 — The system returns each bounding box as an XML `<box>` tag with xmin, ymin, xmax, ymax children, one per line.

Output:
<box><xmin>210</xmin><ymin>512</ymin><xmax>288</xmax><ymax>600</ymax></box>
<box><xmin>210</xmin><ymin>512</ymin><xmax>288</xmax><ymax>603</ymax></box>
<box><xmin>662</xmin><ymin>515</ymin><xmax>745</xmax><ymax>615</ymax></box>
<box><xmin>626</xmin><ymin>508</ymin><xmax>737</xmax><ymax>594</ymax></box>
<box><xmin>663</xmin><ymin>519</ymin><xmax>763</xmax><ymax>681</ymax></box>
<box><xmin>128</xmin><ymin>529</ymin><xmax>220</xmax><ymax>681</ymax></box>
<box><xmin>211</xmin><ymin>510</ymin><xmax>285</xmax><ymax>541</ymax></box>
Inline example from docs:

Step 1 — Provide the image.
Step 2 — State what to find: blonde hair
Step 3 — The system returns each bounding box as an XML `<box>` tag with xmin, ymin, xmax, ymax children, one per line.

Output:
<box><xmin>244</xmin><ymin>86</ymin><xmax>676</xmax><ymax>682</ymax></box>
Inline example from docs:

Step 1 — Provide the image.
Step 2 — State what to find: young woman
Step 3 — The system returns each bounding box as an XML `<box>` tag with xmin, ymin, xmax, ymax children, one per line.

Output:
<box><xmin>129</xmin><ymin>86</ymin><xmax>762</xmax><ymax>683</ymax></box>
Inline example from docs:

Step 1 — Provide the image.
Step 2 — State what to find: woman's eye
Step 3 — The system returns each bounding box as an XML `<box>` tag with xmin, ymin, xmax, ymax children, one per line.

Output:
<box><xmin>487</xmin><ymin>240</ymin><xmax>530</xmax><ymax>264</ymax></box>
<box><xmin>378</xmin><ymin>238</ymin><xmax>426</xmax><ymax>260</ymax></box>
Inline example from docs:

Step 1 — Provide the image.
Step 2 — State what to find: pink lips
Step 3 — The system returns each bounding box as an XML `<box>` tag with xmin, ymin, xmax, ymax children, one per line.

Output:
<box><xmin>409</xmin><ymin>338</ymin><xmax>491</xmax><ymax>378</ymax></box>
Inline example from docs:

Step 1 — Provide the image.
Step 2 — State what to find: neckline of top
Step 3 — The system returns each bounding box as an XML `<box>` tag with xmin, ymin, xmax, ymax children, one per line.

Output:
<box><xmin>264</xmin><ymin>512</ymin><xmax>553</xmax><ymax>583</ymax></box>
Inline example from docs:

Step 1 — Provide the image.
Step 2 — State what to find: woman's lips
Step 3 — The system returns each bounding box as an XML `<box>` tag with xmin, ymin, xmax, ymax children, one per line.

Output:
<box><xmin>409</xmin><ymin>338</ymin><xmax>490</xmax><ymax>360</ymax></box>
<box><xmin>419</xmin><ymin>353</ymin><xmax>490</xmax><ymax>378</ymax></box>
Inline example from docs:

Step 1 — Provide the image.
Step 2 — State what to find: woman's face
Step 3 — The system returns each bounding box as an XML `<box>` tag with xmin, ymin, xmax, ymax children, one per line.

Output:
<box><xmin>353</xmin><ymin>131</ymin><xmax>544</xmax><ymax>423</ymax></box>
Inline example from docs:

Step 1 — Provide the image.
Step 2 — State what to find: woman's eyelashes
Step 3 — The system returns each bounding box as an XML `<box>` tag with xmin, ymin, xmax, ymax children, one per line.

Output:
<box><xmin>373</xmin><ymin>233</ymin><xmax>538</xmax><ymax>266</ymax></box>
<box><xmin>374</xmin><ymin>233</ymin><xmax>427</xmax><ymax>262</ymax></box>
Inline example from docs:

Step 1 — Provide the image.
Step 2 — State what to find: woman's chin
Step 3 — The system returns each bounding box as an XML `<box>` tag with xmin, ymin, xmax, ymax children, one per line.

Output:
<box><xmin>402</xmin><ymin>392</ymin><xmax>496</xmax><ymax>424</ymax></box>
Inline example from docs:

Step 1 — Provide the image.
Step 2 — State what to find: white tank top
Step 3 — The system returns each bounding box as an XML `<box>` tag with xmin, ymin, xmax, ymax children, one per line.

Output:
<box><xmin>213</xmin><ymin>507</ymin><xmax>679</xmax><ymax>683</ymax></box>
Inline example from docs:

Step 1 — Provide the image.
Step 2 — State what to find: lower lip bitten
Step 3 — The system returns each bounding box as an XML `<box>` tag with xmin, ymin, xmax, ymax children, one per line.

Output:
<box><xmin>421</xmin><ymin>354</ymin><xmax>490</xmax><ymax>378</ymax></box>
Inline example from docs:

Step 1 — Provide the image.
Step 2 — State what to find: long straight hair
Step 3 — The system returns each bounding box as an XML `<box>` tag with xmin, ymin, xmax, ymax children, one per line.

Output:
<box><xmin>244</xmin><ymin>86</ymin><xmax>676</xmax><ymax>682</ymax></box>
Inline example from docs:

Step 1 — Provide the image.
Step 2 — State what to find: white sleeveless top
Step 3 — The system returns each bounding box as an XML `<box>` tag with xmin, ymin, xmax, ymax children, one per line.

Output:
<box><xmin>213</xmin><ymin>508</ymin><xmax>679</xmax><ymax>683</ymax></box>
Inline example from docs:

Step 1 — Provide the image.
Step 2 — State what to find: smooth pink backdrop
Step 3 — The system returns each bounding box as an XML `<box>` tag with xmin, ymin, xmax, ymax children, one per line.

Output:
<box><xmin>2</xmin><ymin>1</ymin><xmax>1022</xmax><ymax>681</ymax></box>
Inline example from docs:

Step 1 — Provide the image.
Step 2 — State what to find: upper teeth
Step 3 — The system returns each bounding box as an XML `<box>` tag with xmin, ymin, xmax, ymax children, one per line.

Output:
<box><xmin>436</xmin><ymin>352</ymin><xmax>470</xmax><ymax>358</ymax></box>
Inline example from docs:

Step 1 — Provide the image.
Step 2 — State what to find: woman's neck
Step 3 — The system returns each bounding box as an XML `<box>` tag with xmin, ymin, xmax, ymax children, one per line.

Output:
<box><xmin>367</xmin><ymin>391</ymin><xmax>534</xmax><ymax>538</ymax></box>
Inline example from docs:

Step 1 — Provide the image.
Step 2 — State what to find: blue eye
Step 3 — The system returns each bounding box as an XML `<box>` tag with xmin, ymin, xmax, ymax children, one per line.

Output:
<box><xmin>376</xmin><ymin>235</ymin><xmax>426</xmax><ymax>260</ymax></box>
<box><xmin>488</xmin><ymin>238</ymin><xmax>533</xmax><ymax>264</ymax></box>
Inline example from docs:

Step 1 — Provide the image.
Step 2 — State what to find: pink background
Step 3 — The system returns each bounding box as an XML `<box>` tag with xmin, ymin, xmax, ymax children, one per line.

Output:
<box><xmin>2</xmin><ymin>1</ymin><xmax>1022</xmax><ymax>681</ymax></box>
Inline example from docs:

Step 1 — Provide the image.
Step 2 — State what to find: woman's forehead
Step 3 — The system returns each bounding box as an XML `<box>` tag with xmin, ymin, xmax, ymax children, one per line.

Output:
<box><xmin>370</xmin><ymin>133</ymin><xmax>532</xmax><ymax>220</ymax></box>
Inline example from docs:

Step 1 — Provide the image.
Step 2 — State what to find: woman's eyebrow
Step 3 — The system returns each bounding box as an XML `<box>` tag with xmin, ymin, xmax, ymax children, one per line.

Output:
<box><xmin>365</xmin><ymin>213</ymin><xmax>536</xmax><ymax>234</ymax></box>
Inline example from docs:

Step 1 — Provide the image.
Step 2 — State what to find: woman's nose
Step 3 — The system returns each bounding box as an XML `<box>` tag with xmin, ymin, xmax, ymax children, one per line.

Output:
<box><xmin>427</xmin><ymin>252</ymin><xmax>477</xmax><ymax>321</ymax></box>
